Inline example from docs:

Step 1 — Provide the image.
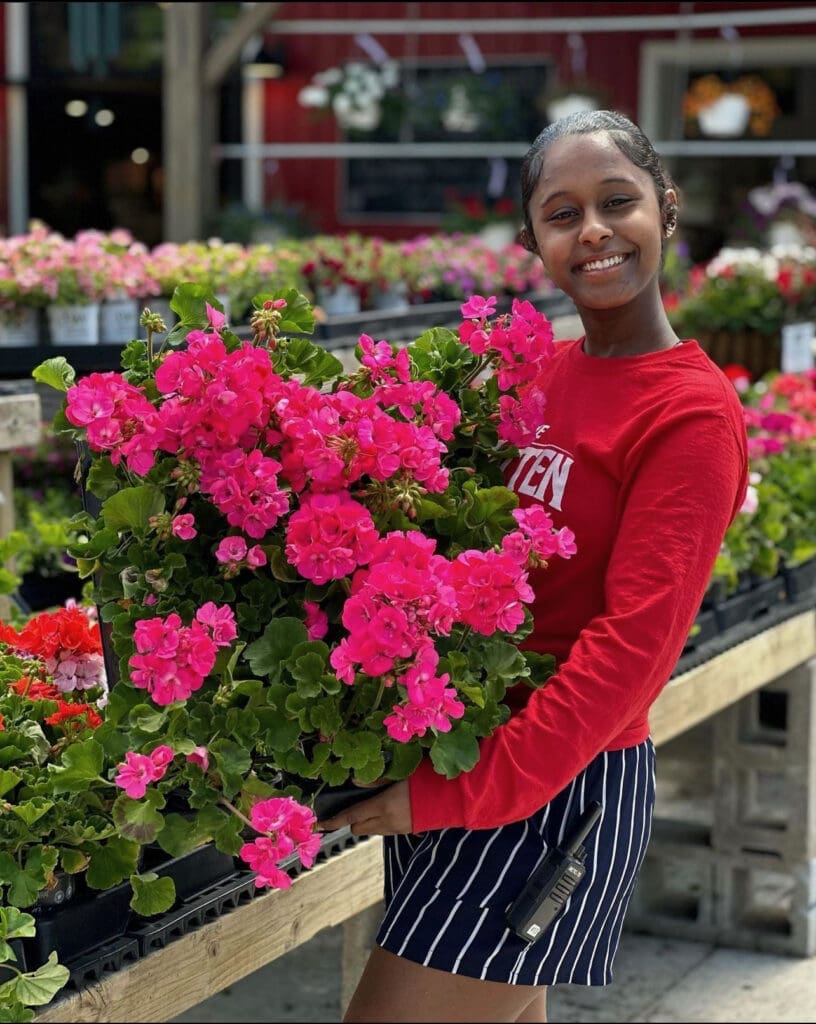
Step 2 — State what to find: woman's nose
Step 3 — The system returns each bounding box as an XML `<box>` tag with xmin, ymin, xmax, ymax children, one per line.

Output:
<box><xmin>578</xmin><ymin>213</ymin><xmax>613</xmax><ymax>247</ymax></box>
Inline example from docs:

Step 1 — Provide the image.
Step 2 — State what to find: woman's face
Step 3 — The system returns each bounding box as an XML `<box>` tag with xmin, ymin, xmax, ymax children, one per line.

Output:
<box><xmin>527</xmin><ymin>132</ymin><xmax>674</xmax><ymax>313</ymax></box>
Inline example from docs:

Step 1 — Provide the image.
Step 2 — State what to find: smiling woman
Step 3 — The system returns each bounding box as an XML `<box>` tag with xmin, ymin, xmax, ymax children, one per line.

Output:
<box><xmin>338</xmin><ymin>111</ymin><xmax>748</xmax><ymax>1024</ymax></box>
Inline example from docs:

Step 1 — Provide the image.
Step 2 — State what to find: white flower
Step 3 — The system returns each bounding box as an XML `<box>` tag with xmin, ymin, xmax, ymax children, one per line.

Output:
<box><xmin>298</xmin><ymin>85</ymin><xmax>330</xmax><ymax>109</ymax></box>
<box><xmin>314</xmin><ymin>67</ymin><xmax>343</xmax><ymax>87</ymax></box>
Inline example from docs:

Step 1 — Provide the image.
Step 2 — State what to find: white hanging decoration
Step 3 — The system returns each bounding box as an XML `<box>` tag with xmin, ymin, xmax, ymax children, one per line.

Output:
<box><xmin>442</xmin><ymin>84</ymin><xmax>480</xmax><ymax>133</ymax></box>
<box><xmin>697</xmin><ymin>93</ymin><xmax>751</xmax><ymax>137</ymax></box>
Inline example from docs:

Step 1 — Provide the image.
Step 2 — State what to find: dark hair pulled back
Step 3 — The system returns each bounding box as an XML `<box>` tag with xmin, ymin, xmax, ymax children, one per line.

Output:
<box><xmin>518</xmin><ymin>110</ymin><xmax>678</xmax><ymax>255</ymax></box>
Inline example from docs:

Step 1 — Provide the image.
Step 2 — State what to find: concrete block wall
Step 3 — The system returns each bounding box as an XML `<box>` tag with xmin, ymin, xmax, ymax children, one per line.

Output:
<box><xmin>627</xmin><ymin>658</ymin><xmax>816</xmax><ymax>956</ymax></box>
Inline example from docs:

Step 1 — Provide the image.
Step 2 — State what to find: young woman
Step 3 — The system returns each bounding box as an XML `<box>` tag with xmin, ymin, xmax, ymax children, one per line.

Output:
<box><xmin>318</xmin><ymin>110</ymin><xmax>749</xmax><ymax>1023</ymax></box>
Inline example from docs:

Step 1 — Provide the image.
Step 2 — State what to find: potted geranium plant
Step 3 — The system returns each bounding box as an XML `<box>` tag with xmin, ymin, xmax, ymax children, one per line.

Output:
<box><xmin>29</xmin><ymin>284</ymin><xmax>573</xmax><ymax>902</ymax></box>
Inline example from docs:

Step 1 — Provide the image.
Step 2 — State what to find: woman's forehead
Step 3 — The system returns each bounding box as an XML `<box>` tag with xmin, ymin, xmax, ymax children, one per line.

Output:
<box><xmin>536</xmin><ymin>134</ymin><xmax>645</xmax><ymax>188</ymax></box>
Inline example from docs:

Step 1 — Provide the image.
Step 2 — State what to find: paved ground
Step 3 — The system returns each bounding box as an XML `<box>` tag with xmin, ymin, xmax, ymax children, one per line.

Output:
<box><xmin>171</xmin><ymin>922</ymin><xmax>816</xmax><ymax>1023</ymax></box>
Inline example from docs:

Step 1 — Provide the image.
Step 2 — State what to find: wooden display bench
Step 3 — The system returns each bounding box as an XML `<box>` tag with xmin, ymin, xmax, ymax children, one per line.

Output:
<box><xmin>35</xmin><ymin>607</ymin><xmax>816</xmax><ymax>1023</ymax></box>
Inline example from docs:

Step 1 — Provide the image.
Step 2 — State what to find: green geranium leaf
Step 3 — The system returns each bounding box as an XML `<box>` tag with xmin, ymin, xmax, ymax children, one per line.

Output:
<box><xmin>6</xmin><ymin>951</ymin><xmax>70</xmax><ymax>1007</ymax></box>
<box><xmin>384</xmin><ymin>742</ymin><xmax>423</xmax><ymax>780</ymax></box>
<box><xmin>429</xmin><ymin>726</ymin><xmax>480</xmax><ymax>779</ymax></box>
<box><xmin>154</xmin><ymin>813</ymin><xmax>201</xmax><ymax>858</ymax></box>
<box><xmin>331</xmin><ymin>731</ymin><xmax>382</xmax><ymax>771</ymax></box>
<box><xmin>0</xmin><ymin>770</ymin><xmax>21</xmax><ymax>799</ymax></box>
<box><xmin>111</xmin><ymin>789</ymin><xmax>166</xmax><ymax>846</ymax></box>
<box><xmin>129</xmin><ymin>872</ymin><xmax>177</xmax><ymax>917</ymax></box>
<box><xmin>9</xmin><ymin>798</ymin><xmax>53</xmax><ymax>827</ymax></box>
<box><xmin>102</xmin><ymin>486</ymin><xmax>165</xmax><ymax>533</ymax></box>
<box><xmin>254</xmin><ymin>707</ymin><xmax>302</xmax><ymax>752</ymax></box>
<box><xmin>32</xmin><ymin>357</ymin><xmax>75</xmax><ymax>392</ymax></box>
<box><xmin>0</xmin><ymin>1000</ymin><xmax>35</xmax><ymax>1022</ymax></box>
<box><xmin>58</xmin><ymin>847</ymin><xmax>88</xmax><ymax>874</ymax></box>
<box><xmin>195</xmin><ymin>805</ymin><xmax>244</xmax><ymax>856</ymax></box>
<box><xmin>523</xmin><ymin>651</ymin><xmax>556</xmax><ymax>689</ymax></box>
<box><xmin>85</xmin><ymin>836</ymin><xmax>141</xmax><ymax>889</ymax></box>
<box><xmin>84</xmin><ymin>455</ymin><xmax>121</xmax><ymax>500</ymax></box>
<box><xmin>0</xmin><ymin>908</ymin><xmax>36</xmax><ymax>942</ymax></box>
<box><xmin>48</xmin><ymin>737</ymin><xmax>105</xmax><ymax>793</ymax></box>
<box><xmin>0</xmin><ymin>847</ymin><xmax>58</xmax><ymax>908</ymax></box>
<box><xmin>128</xmin><ymin>704</ymin><xmax>168</xmax><ymax>734</ymax></box>
<box><xmin>209</xmin><ymin>739</ymin><xmax>252</xmax><ymax>797</ymax></box>
<box><xmin>244</xmin><ymin>617</ymin><xmax>308</xmax><ymax>682</ymax></box>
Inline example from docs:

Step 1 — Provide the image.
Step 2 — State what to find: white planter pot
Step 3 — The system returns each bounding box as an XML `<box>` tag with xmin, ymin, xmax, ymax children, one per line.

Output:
<box><xmin>372</xmin><ymin>283</ymin><xmax>410</xmax><ymax>312</ymax></box>
<box><xmin>47</xmin><ymin>303</ymin><xmax>100</xmax><ymax>346</ymax></box>
<box><xmin>0</xmin><ymin>306</ymin><xmax>40</xmax><ymax>347</ymax></box>
<box><xmin>100</xmin><ymin>298</ymin><xmax>139</xmax><ymax>344</ymax></box>
<box><xmin>316</xmin><ymin>283</ymin><xmax>361</xmax><ymax>317</ymax></box>
<box><xmin>477</xmin><ymin>222</ymin><xmax>518</xmax><ymax>252</ymax></box>
<box><xmin>214</xmin><ymin>292</ymin><xmax>231</xmax><ymax>323</ymax></box>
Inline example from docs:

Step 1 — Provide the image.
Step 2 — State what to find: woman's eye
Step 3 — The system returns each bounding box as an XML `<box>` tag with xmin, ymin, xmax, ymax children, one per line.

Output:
<box><xmin>607</xmin><ymin>196</ymin><xmax>633</xmax><ymax>208</ymax></box>
<box><xmin>547</xmin><ymin>209</ymin><xmax>575</xmax><ymax>222</ymax></box>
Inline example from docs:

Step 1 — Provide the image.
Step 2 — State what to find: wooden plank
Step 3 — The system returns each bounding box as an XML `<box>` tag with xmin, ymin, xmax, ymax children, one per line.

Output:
<box><xmin>35</xmin><ymin>838</ymin><xmax>384</xmax><ymax>1024</ymax></box>
<box><xmin>650</xmin><ymin>610</ymin><xmax>816</xmax><ymax>745</ymax></box>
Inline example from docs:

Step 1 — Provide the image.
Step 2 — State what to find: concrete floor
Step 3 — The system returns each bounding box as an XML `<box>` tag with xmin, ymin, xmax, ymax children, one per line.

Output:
<box><xmin>170</xmin><ymin>920</ymin><xmax>816</xmax><ymax>1023</ymax></box>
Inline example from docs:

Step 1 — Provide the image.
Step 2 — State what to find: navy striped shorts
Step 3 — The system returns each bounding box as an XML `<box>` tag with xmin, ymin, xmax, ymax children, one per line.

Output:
<box><xmin>377</xmin><ymin>739</ymin><xmax>656</xmax><ymax>986</ymax></box>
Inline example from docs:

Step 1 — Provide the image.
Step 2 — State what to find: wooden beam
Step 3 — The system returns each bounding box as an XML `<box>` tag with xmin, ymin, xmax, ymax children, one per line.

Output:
<box><xmin>161</xmin><ymin>4</ymin><xmax>212</xmax><ymax>243</ymax></box>
<box><xmin>650</xmin><ymin>610</ymin><xmax>816</xmax><ymax>745</ymax></box>
<box><xmin>204</xmin><ymin>2</ymin><xmax>280</xmax><ymax>90</ymax></box>
<box><xmin>35</xmin><ymin>838</ymin><xmax>384</xmax><ymax>1023</ymax></box>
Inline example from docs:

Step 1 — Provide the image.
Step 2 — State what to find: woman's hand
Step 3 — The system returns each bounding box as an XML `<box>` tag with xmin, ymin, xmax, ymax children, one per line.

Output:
<box><xmin>317</xmin><ymin>779</ymin><xmax>413</xmax><ymax>836</ymax></box>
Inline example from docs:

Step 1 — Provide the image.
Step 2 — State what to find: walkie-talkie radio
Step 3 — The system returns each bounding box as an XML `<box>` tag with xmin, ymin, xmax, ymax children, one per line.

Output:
<box><xmin>506</xmin><ymin>800</ymin><xmax>603</xmax><ymax>943</ymax></box>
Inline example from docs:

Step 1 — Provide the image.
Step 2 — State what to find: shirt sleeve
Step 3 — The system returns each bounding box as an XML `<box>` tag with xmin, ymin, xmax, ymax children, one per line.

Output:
<box><xmin>409</xmin><ymin>408</ymin><xmax>748</xmax><ymax>832</ymax></box>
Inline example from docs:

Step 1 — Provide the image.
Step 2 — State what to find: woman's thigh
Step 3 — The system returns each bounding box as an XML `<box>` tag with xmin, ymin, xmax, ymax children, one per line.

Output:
<box><xmin>344</xmin><ymin>944</ymin><xmax>545</xmax><ymax>1023</ymax></box>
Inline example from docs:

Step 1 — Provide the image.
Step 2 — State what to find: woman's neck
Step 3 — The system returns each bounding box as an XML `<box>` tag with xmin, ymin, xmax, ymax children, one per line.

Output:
<box><xmin>578</xmin><ymin>294</ymin><xmax>680</xmax><ymax>358</ymax></box>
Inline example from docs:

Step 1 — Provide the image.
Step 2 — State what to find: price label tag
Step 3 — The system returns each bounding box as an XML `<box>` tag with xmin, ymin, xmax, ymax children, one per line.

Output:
<box><xmin>781</xmin><ymin>321</ymin><xmax>815</xmax><ymax>373</ymax></box>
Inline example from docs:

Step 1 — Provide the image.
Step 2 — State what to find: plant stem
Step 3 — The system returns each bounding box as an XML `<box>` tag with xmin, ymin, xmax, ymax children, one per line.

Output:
<box><xmin>461</xmin><ymin>355</ymin><xmax>491</xmax><ymax>388</ymax></box>
<box><xmin>218</xmin><ymin>795</ymin><xmax>256</xmax><ymax>833</ymax></box>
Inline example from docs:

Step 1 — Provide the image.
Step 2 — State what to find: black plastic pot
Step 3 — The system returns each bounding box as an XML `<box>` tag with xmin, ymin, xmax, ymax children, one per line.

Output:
<box><xmin>23</xmin><ymin>877</ymin><xmax>132</xmax><ymax>967</ymax></box>
<box><xmin>713</xmin><ymin>575</ymin><xmax>786</xmax><ymax>632</ymax></box>
<box><xmin>780</xmin><ymin>557</ymin><xmax>816</xmax><ymax>603</ymax></box>
<box><xmin>17</xmin><ymin>571</ymin><xmax>84</xmax><ymax>612</ymax></box>
<box><xmin>683</xmin><ymin>607</ymin><xmax>720</xmax><ymax>653</ymax></box>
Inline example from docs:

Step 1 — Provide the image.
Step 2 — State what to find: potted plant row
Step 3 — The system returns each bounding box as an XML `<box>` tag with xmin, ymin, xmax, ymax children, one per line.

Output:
<box><xmin>664</xmin><ymin>243</ymin><xmax>816</xmax><ymax>381</ymax></box>
<box><xmin>684</xmin><ymin>367</ymin><xmax>816</xmax><ymax>654</ymax></box>
<box><xmin>0</xmin><ymin>225</ymin><xmax>552</xmax><ymax>352</ymax></box>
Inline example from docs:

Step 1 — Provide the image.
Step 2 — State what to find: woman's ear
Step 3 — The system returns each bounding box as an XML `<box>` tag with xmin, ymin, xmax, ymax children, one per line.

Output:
<box><xmin>518</xmin><ymin>226</ymin><xmax>539</xmax><ymax>255</ymax></box>
<box><xmin>662</xmin><ymin>189</ymin><xmax>678</xmax><ymax>239</ymax></box>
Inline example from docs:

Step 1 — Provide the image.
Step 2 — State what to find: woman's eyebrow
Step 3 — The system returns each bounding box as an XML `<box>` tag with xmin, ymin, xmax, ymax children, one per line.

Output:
<box><xmin>539</xmin><ymin>177</ymin><xmax>638</xmax><ymax>206</ymax></box>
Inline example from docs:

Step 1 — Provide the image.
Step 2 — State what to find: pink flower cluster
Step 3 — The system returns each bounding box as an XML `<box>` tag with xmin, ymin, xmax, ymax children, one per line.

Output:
<box><xmin>129</xmin><ymin>602</ymin><xmax>237</xmax><ymax>705</ymax></box>
<box><xmin>330</xmin><ymin>532</ymin><xmax>458</xmax><ymax>684</ymax></box>
<box><xmin>743</xmin><ymin>370</ymin><xmax>816</xmax><ymax>458</ymax></box>
<box><xmin>285</xmin><ymin>492</ymin><xmax>379</xmax><ymax>584</ymax></box>
<box><xmin>459</xmin><ymin>294</ymin><xmax>555</xmax><ymax>447</ymax></box>
<box><xmin>382</xmin><ymin>646</ymin><xmax>465</xmax><ymax>741</ymax></box>
<box><xmin>114</xmin><ymin>744</ymin><xmax>174</xmax><ymax>799</ymax></box>
<box><xmin>239</xmin><ymin>797</ymin><xmax>321</xmax><ymax>889</ymax></box>
<box><xmin>65</xmin><ymin>371</ymin><xmax>157</xmax><ymax>472</ymax></box>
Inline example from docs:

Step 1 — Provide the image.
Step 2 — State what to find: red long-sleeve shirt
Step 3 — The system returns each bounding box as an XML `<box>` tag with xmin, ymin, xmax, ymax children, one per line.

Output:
<box><xmin>409</xmin><ymin>338</ymin><xmax>748</xmax><ymax>832</ymax></box>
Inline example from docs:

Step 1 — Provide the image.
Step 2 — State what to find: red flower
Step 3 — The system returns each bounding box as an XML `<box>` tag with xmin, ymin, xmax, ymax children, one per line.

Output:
<box><xmin>10</xmin><ymin>677</ymin><xmax>61</xmax><ymax>702</ymax></box>
<box><xmin>44</xmin><ymin>700</ymin><xmax>103</xmax><ymax>730</ymax></box>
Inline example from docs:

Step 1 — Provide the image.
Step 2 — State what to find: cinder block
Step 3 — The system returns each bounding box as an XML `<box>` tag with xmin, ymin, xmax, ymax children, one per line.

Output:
<box><xmin>711</xmin><ymin>661</ymin><xmax>816</xmax><ymax>859</ymax></box>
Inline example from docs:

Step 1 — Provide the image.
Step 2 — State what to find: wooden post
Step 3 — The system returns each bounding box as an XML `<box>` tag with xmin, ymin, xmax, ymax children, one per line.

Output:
<box><xmin>162</xmin><ymin>2</ymin><xmax>280</xmax><ymax>243</ymax></box>
<box><xmin>0</xmin><ymin>392</ymin><xmax>41</xmax><ymax>617</ymax></box>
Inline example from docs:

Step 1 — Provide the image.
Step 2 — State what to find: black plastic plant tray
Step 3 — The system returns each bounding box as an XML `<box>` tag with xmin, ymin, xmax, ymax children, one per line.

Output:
<box><xmin>66</xmin><ymin>937</ymin><xmax>140</xmax><ymax>989</ymax></box>
<box><xmin>713</xmin><ymin>576</ymin><xmax>786</xmax><ymax>632</ymax></box>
